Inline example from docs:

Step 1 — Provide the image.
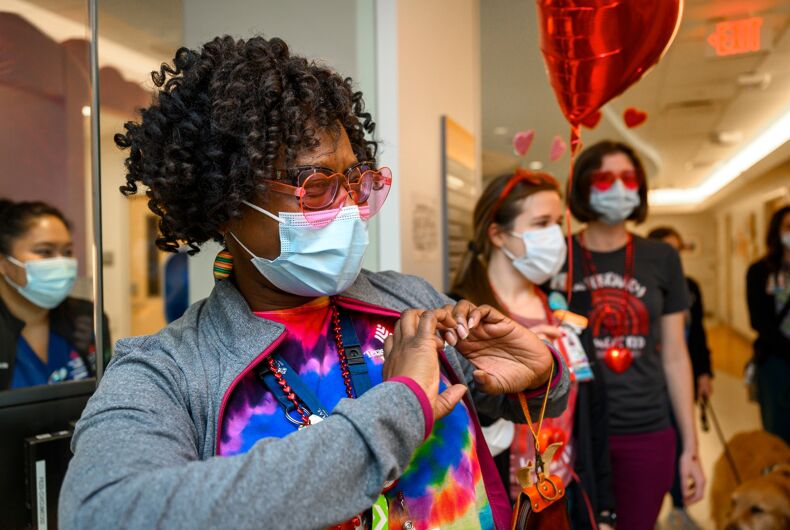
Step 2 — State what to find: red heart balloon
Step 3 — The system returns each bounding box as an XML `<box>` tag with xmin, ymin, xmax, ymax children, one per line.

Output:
<box><xmin>624</xmin><ymin>107</ymin><xmax>648</xmax><ymax>128</ymax></box>
<box><xmin>536</xmin><ymin>0</ymin><xmax>683</xmax><ymax>126</ymax></box>
<box><xmin>580</xmin><ymin>110</ymin><xmax>602</xmax><ymax>129</ymax></box>
<box><xmin>604</xmin><ymin>346</ymin><xmax>633</xmax><ymax>374</ymax></box>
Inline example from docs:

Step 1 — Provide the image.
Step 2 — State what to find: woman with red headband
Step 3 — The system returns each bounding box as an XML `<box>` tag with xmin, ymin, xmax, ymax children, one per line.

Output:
<box><xmin>548</xmin><ymin>140</ymin><xmax>705</xmax><ymax>530</ymax></box>
<box><xmin>451</xmin><ymin>169</ymin><xmax>615</xmax><ymax>529</ymax></box>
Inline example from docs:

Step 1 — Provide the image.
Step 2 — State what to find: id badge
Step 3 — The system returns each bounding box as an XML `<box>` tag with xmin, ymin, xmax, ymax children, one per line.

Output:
<box><xmin>559</xmin><ymin>333</ymin><xmax>594</xmax><ymax>382</ymax></box>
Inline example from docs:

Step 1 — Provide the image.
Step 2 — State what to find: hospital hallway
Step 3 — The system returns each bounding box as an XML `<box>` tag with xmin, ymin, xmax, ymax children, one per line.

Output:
<box><xmin>659</xmin><ymin>325</ymin><xmax>763</xmax><ymax>530</ymax></box>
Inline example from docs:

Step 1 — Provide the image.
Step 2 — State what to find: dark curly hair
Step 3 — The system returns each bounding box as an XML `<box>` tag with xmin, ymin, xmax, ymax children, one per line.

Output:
<box><xmin>116</xmin><ymin>35</ymin><xmax>377</xmax><ymax>253</ymax></box>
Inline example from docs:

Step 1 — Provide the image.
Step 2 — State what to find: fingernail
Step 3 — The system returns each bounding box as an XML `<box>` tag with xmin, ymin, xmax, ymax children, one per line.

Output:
<box><xmin>445</xmin><ymin>331</ymin><xmax>457</xmax><ymax>346</ymax></box>
<box><xmin>456</xmin><ymin>324</ymin><xmax>468</xmax><ymax>339</ymax></box>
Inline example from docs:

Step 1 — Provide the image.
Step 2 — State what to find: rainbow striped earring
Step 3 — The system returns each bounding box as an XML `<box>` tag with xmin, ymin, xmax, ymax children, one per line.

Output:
<box><xmin>213</xmin><ymin>249</ymin><xmax>233</xmax><ymax>281</ymax></box>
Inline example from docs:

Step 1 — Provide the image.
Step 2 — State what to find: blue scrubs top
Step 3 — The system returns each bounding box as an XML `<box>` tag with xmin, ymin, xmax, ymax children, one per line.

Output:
<box><xmin>11</xmin><ymin>331</ymin><xmax>89</xmax><ymax>389</ymax></box>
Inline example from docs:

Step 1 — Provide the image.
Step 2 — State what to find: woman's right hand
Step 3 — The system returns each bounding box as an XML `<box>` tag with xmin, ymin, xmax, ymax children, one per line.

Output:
<box><xmin>383</xmin><ymin>309</ymin><xmax>468</xmax><ymax>421</ymax></box>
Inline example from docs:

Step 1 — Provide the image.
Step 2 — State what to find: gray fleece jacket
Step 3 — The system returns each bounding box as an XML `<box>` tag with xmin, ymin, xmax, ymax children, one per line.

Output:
<box><xmin>59</xmin><ymin>270</ymin><xmax>569</xmax><ymax>530</ymax></box>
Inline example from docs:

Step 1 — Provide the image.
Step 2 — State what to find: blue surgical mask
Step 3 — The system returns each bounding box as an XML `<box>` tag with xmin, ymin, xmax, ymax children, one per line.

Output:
<box><xmin>232</xmin><ymin>203</ymin><xmax>369</xmax><ymax>297</ymax></box>
<box><xmin>589</xmin><ymin>180</ymin><xmax>641</xmax><ymax>224</ymax></box>
<box><xmin>3</xmin><ymin>256</ymin><xmax>77</xmax><ymax>309</ymax></box>
<box><xmin>500</xmin><ymin>224</ymin><xmax>567</xmax><ymax>285</ymax></box>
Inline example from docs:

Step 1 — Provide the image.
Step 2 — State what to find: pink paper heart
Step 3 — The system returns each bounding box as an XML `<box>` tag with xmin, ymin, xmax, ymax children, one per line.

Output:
<box><xmin>512</xmin><ymin>130</ymin><xmax>535</xmax><ymax>156</ymax></box>
<box><xmin>550</xmin><ymin>135</ymin><xmax>567</xmax><ymax>161</ymax></box>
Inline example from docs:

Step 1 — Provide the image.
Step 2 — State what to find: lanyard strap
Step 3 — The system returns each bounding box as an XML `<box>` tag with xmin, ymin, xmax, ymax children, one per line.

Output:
<box><xmin>338</xmin><ymin>305</ymin><xmax>373</xmax><ymax>396</ymax></box>
<box><xmin>258</xmin><ymin>305</ymin><xmax>371</xmax><ymax>425</ymax></box>
<box><xmin>259</xmin><ymin>356</ymin><xmax>330</xmax><ymax>424</ymax></box>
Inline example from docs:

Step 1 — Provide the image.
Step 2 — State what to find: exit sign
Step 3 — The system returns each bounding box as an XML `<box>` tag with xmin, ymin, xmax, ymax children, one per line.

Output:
<box><xmin>706</xmin><ymin>17</ymin><xmax>770</xmax><ymax>57</ymax></box>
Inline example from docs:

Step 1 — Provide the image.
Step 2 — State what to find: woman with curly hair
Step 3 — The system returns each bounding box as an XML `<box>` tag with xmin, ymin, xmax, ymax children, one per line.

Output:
<box><xmin>59</xmin><ymin>36</ymin><xmax>569</xmax><ymax>530</ymax></box>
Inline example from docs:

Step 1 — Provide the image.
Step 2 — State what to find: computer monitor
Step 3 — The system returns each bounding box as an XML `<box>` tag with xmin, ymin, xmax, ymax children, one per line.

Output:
<box><xmin>0</xmin><ymin>380</ymin><xmax>95</xmax><ymax>530</ymax></box>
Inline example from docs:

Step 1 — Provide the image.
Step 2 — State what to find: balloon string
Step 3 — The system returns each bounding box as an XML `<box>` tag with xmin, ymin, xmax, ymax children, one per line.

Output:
<box><xmin>565</xmin><ymin>125</ymin><xmax>581</xmax><ymax>308</ymax></box>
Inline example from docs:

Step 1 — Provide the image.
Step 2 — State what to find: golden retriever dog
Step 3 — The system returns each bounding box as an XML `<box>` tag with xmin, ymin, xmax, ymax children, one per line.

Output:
<box><xmin>722</xmin><ymin>466</ymin><xmax>790</xmax><ymax>530</ymax></box>
<box><xmin>711</xmin><ymin>431</ymin><xmax>790</xmax><ymax>530</ymax></box>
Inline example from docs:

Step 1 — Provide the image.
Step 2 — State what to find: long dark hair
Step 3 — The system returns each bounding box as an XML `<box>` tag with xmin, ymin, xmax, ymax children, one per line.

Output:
<box><xmin>765</xmin><ymin>205</ymin><xmax>790</xmax><ymax>272</ymax></box>
<box><xmin>450</xmin><ymin>169</ymin><xmax>560</xmax><ymax>313</ymax></box>
<box><xmin>0</xmin><ymin>199</ymin><xmax>71</xmax><ymax>255</ymax></box>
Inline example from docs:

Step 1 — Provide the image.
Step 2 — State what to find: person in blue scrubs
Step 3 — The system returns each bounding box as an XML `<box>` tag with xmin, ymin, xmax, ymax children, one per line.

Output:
<box><xmin>0</xmin><ymin>199</ymin><xmax>98</xmax><ymax>390</ymax></box>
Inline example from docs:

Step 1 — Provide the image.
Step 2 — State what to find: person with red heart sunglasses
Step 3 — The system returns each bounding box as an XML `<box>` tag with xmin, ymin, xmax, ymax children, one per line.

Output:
<box><xmin>546</xmin><ymin>140</ymin><xmax>706</xmax><ymax>530</ymax></box>
<box><xmin>59</xmin><ymin>35</ymin><xmax>570</xmax><ymax>530</ymax></box>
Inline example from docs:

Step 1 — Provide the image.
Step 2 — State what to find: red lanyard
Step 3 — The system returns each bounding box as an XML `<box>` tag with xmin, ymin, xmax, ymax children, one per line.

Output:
<box><xmin>578</xmin><ymin>232</ymin><xmax>634</xmax><ymax>338</ymax></box>
<box><xmin>265</xmin><ymin>302</ymin><xmax>357</xmax><ymax>426</ymax></box>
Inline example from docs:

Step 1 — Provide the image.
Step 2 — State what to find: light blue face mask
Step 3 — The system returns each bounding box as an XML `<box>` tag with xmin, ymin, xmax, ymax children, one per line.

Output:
<box><xmin>589</xmin><ymin>180</ymin><xmax>641</xmax><ymax>225</ymax></box>
<box><xmin>3</xmin><ymin>256</ymin><xmax>77</xmax><ymax>309</ymax></box>
<box><xmin>500</xmin><ymin>224</ymin><xmax>567</xmax><ymax>285</ymax></box>
<box><xmin>232</xmin><ymin>203</ymin><xmax>369</xmax><ymax>297</ymax></box>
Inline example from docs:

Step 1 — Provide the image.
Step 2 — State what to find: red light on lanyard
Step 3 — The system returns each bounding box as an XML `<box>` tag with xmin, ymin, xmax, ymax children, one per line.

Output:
<box><xmin>707</xmin><ymin>17</ymin><xmax>764</xmax><ymax>57</ymax></box>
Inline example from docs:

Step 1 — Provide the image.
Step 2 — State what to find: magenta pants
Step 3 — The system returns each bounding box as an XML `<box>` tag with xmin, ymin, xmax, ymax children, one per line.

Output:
<box><xmin>609</xmin><ymin>427</ymin><xmax>676</xmax><ymax>530</ymax></box>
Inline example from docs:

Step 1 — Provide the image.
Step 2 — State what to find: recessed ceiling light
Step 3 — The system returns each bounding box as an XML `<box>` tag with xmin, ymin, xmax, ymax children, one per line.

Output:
<box><xmin>711</xmin><ymin>130</ymin><xmax>744</xmax><ymax>145</ymax></box>
<box><xmin>684</xmin><ymin>160</ymin><xmax>713</xmax><ymax>171</ymax></box>
<box><xmin>737</xmin><ymin>72</ymin><xmax>771</xmax><ymax>89</ymax></box>
<box><xmin>493</xmin><ymin>126</ymin><xmax>508</xmax><ymax>136</ymax></box>
<box><xmin>529</xmin><ymin>161</ymin><xmax>543</xmax><ymax>170</ymax></box>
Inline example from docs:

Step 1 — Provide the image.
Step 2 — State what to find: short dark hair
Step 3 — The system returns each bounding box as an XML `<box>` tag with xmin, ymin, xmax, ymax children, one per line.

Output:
<box><xmin>116</xmin><ymin>36</ymin><xmax>377</xmax><ymax>253</ymax></box>
<box><xmin>647</xmin><ymin>226</ymin><xmax>681</xmax><ymax>243</ymax></box>
<box><xmin>568</xmin><ymin>140</ymin><xmax>649</xmax><ymax>224</ymax></box>
<box><xmin>0</xmin><ymin>199</ymin><xmax>71</xmax><ymax>255</ymax></box>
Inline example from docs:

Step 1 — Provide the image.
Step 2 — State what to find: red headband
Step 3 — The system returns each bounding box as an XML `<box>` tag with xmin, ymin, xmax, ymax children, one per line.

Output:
<box><xmin>489</xmin><ymin>169</ymin><xmax>559</xmax><ymax>221</ymax></box>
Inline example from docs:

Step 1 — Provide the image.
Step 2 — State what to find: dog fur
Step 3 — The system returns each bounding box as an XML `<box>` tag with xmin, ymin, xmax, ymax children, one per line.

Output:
<box><xmin>711</xmin><ymin>430</ymin><xmax>790</xmax><ymax>530</ymax></box>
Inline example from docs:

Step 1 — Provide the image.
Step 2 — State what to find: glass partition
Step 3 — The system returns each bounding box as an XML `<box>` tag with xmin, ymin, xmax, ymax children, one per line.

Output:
<box><xmin>0</xmin><ymin>0</ymin><xmax>97</xmax><ymax>393</ymax></box>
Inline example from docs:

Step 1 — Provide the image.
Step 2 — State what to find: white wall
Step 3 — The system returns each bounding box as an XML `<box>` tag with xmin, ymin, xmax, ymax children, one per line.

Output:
<box><xmin>99</xmin><ymin>112</ymin><xmax>131</xmax><ymax>343</ymax></box>
<box><xmin>636</xmin><ymin>211</ymin><xmax>719</xmax><ymax>319</ymax></box>
<box><xmin>393</xmin><ymin>0</ymin><xmax>481</xmax><ymax>288</ymax></box>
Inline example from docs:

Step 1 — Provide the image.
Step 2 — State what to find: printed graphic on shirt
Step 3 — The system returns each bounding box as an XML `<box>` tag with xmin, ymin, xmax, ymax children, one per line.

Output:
<box><xmin>551</xmin><ymin>272</ymin><xmax>650</xmax><ymax>360</ymax></box>
<box><xmin>218</xmin><ymin>297</ymin><xmax>494</xmax><ymax>530</ymax></box>
<box><xmin>548</xmin><ymin>236</ymin><xmax>690</xmax><ymax>434</ymax></box>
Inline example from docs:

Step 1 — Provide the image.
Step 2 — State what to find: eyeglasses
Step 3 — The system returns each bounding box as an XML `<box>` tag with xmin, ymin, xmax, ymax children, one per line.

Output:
<box><xmin>590</xmin><ymin>170</ymin><xmax>640</xmax><ymax>191</ymax></box>
<box><xmin>264</xmin><ymin>161</ymin><xmax>393</xmax><ymax>227</ymax></box>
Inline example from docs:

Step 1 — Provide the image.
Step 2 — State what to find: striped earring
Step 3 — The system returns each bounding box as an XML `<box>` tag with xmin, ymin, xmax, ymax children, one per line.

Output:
<box><xmin>213</xmin><ymin>248</ymin><xmax>233</xmax><ymax>282</ymax></box>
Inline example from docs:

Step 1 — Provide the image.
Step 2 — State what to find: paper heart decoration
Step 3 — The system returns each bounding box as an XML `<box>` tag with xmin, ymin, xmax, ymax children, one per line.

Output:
<box><xmin>550</xmin><ymin>135</ymin><xmax>567</xmax><ymax>161</ymax></box>
<box><xmin>603</xmin><ymin>346</ymin><xmax>633</xmax><ymax>374</ymax></box>
<box><xmin>580</xmin><ymin>110</ymin><xmax>602</xmax><ymax>129</ymax></box>
<box><xmin>624</xmin><ymin>107</ymin><xmax>648</xmax><ymax>128</ymax></box>
<box><xmin>536</xmin><ymin>0</ymin><xmax>682</xmax><ymax>126</ymax></box>
<box><xmin>512</xmin><ymin>130</ymin><xmax>535</xmax><ymax>156</ymax></box>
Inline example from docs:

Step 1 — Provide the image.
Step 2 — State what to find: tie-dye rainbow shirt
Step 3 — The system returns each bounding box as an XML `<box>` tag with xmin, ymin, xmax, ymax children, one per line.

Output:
<box><xmin>219</xmin><ymin>297</ymin><xmax>495</xmax><ymax>530</ymax></box>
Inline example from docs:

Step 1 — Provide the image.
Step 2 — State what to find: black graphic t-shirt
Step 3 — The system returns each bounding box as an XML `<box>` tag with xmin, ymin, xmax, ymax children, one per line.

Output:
<box><xmin>549</xmin><ymin>235</ymin><xmax>689</xmax><ymax>434</ymax></box>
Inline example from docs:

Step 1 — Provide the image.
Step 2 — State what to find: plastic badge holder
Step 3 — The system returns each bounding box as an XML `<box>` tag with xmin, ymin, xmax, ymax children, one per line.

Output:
<box><xmin>552</xmin><ymin>310</ymin><xmax>594</xmax><ymax>383</ymax></box>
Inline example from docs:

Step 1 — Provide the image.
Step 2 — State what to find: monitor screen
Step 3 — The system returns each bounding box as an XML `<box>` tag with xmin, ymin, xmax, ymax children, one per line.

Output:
<box><xmin>0</xmin><ymin>380</ymin><xmax>95</xmax><ymax>530</ymax></box>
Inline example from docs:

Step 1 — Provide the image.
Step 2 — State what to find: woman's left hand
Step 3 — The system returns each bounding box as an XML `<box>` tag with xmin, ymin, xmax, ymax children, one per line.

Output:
<box><xmin>679</xmin><ymin>451</ymin><xmax>706</xmax><ymax>504</ymax></box>
<box><xmin>437</xmin><ymin>300</ymin><xmax>554</xmax><ymax>394</ymax></box>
